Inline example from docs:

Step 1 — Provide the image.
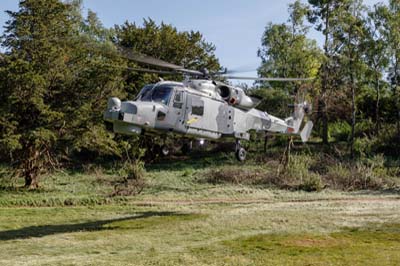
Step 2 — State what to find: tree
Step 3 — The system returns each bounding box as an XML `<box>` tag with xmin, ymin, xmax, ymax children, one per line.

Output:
<box><xmin>0</xmin><ymin>0</ymin><xmax>79</xmax><ymax>188</ymax></box>
<box><xmin>380</xmin><ymin>0</ymin><xmax>400</xmax><ymax>138</ymax></box>
<box><xmin>0</xmin><ymin>1</ymin><xmax>126</xmax><ymax>187</ymax></box>
<box><xmin>363</xmin><ymin>4</ymin><xmax>390</xmax><ymax>135</ymax></box>
<box><xmin>115</xmin><ymin>19</ymin><xmax>221</xmax><ymax>98</ymax></box>
<box><xmin>258</xmin><ymin>1</ymin><xmax>321</xmax><ymax>94</ymax></box>
<box><xmin>336</xmin><ymin>0</ymin><xmax>367</xmax><ymax>157</ymax></box>
<box><xmin>308</xmin><ymin>0</ymin><xmax>352</xmax><ymax>144</ymax></box>
<box><xmin>256</xmin><ymin>0</ymin><xmax>321</xmax><ymax>129</ymax></box>
<box><xmin>62</xmin><ymin>9</ymin><xmax>126</xmax><ymax>159</ymax></box>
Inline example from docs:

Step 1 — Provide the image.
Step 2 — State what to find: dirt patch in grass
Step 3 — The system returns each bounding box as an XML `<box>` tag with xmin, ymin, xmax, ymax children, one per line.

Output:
<box><xmin>284</xmin><ymin>236</ymin><xmax>346</xmax><ymax>248</ymax></box>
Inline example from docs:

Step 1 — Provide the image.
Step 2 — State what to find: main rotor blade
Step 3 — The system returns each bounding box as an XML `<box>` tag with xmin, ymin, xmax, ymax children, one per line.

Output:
<box><xmin>224</xmin><ymin>64</ymin><xmax>259</xmax><ymax>74</ymax></box>
<box><xmin>104</xmin><ymin>64</ymin><xmax>180</xmax><ymax>75</ymax></box>
<box><xmin>223</xmin><ymin>76</ymin><xmax>314</xmax><ymax>81</ymax></box>
<box><xmin>116</xmin><ymin>45</ymin><xmax>204</xmax><ymax>76</ymax></box>
<box><xmin>117</xmin><ymin>46</ymin><xmax>183</xmax><ymax>70</ymax></box>
<box><xmin>126</xmin><ymin>67</ymin><xmax>179</xmax><ymax>75</ymax></box>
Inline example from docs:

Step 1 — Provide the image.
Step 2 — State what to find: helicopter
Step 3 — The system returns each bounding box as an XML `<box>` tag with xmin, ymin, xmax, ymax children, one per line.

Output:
<box><xmin>104</xmin><ymin>49</ymin><xmax>314</xmax><ymax>161</ymax></box>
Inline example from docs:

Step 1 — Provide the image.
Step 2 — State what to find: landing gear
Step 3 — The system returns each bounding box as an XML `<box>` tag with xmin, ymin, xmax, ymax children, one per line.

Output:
<box><xmin>235</xmin><ymin>140</ymin><xmax>246</xmax><ymax>161</ymax></box>
<box><xmin>181</xmin><ymin>141</ymin><xmax>193</xmax><ymax>155</ymax></box>
<box><xmin>160</xmin><ymin>145</ymin><xmax>170</xmax><ymax>156</ymax></box>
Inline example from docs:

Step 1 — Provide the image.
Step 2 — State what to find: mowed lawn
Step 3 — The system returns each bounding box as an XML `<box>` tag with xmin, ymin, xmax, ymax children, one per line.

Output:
<box><xmin>1</xmin><ymin>197</ymin><xmax>400</xmax><ymax>266</ymax></box>
<box><xmin>0</xmin><ymin>154</ymin><xmax>400</xmax><ymax>266</ymax></box>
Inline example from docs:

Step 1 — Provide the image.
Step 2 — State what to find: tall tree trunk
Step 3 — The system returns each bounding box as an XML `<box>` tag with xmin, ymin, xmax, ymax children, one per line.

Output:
<box><xmin>394</xmin><ymin>60</ymin><xmax>400</xmax><ymax>139</ymax></box>
<box><xmin>375</xmin><ymin>75</ymin><xmax>380</xmax><ymax>135</ymax></box>
<box><xmin>321</xmin><ymin>5</ymin><xmax>330</xmax><ymax>145</ymax></box>
<box><xmin>350</xmin><ymin>82</ymin><xmax>356</xmax><ymax>158</ymax></box>
<box><xmin>264</xmin><ymin>134</ymin><xmax>268</xmax><ymax>153</ymax></box>
<box><xmin>397</xmin><ymin>86</ymin><xmax>400</xmax><ymax>139</ymax></box>
<box><xmin>321</xmin><ymin>96</ymin><xmax>329</xmax><ymax>144</ymax></box>
<box><xmin>23</xmin><ymin>147</ymin><xmax>41</xmax><ymax>189</ymax></box>
<box><xmin>24</xmin><ymin>173</ymin><xmax>39</xmax><ymax>189</ymax></box>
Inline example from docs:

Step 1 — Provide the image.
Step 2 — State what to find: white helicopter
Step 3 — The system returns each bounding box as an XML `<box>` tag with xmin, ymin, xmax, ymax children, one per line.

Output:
<box><xmin>104</xmin><ymin>50</ymin><xmax>313</xmax><ymax>161</ymax></box>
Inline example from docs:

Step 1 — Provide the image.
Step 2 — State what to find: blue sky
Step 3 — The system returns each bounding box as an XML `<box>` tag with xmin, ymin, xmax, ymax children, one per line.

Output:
<box><xmin>0</xmin><ymin>0</ymin><xmax>387</xmax><ymax>81</ymax></box>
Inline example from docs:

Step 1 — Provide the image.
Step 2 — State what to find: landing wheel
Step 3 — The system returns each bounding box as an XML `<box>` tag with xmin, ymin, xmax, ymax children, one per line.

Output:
<box><xmin>235</xmin><ymin>147</ymin><xmax>247</xmax><ymax>162</ymax></box>
<box><xmin>160</xmin><ymin>145</ymin><xmax>170</xmax><ymax>157</ymax></box>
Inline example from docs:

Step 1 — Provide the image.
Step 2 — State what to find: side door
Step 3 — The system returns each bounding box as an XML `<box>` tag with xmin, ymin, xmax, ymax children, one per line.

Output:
<box><xmin>169</xmin><ymin>89</ymin><xmax>187</xmax><ymax>133</ymax></box>
<box><xmin>186</xmin><ymin>94</ymin><xmax>220</xmax><ymax>132</ymax></box>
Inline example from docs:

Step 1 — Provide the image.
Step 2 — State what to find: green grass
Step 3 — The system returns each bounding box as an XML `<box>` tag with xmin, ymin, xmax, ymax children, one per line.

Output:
<box><xmin>203</xmin><ymin>224</ymin><xmax>400</xmax><ymax>265</ymax></box>
<box><xmin>1</xmin><ymin>151</ymin><xmax>398</xmax><ymax>207</ymax></box>
<box><xmin>0</xmin><ymin>151</ymin><xmax>400</xmax><ymax>265</ymax></box>
<box><xmin>1</xmin><ymin>200</ymin><xmax>400</xmax><ymax>265</ymax></box>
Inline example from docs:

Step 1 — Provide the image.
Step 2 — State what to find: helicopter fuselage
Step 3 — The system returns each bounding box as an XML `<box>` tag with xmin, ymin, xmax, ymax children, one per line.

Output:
<box><xmin>104</xmin><ymin>80</ymin><xmax>300</xmax><ymax>142</ymax></box>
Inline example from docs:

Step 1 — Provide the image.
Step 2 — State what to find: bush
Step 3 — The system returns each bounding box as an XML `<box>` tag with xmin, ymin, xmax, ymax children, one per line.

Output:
<box><xmin>329</xmin><ymin>121</ymin><xmax>351</xmax><ymax>142</ymax></box>
<box><xmin>111</xmin><ymin>160</ymin><xmax>146</xmax><ymax>197</ymax></box>
<box><xmin>353</xmin><ymin>137</ymin><xmax>373</xmax><ymax>157</ymax></box>
<box><xmin>323</xmin><ymin>155</ymin><xmax>397</xmax><ymax>191</ymax></box>
<box><xmin>298</xmin><ymin>174</ymin><xmax>323</xmax><ymax>192</ymax></box>
<box><xmin>276</xmin><ymin>155</ymin><xmax>323</xmax><ymax>192</ymax></box>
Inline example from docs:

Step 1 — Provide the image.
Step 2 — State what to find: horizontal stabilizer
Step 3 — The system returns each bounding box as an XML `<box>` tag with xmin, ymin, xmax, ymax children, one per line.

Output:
<box><xmin>300</xmin><ymin>121</ymin><xmax>313</xmax><ymax>142</ymax></box>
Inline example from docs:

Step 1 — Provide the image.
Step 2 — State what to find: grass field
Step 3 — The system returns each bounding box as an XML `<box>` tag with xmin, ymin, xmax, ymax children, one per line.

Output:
<box><xmin>1</xmin><ymin>152</ymin><xmax>400</xmax><ymax>265</ymax></box>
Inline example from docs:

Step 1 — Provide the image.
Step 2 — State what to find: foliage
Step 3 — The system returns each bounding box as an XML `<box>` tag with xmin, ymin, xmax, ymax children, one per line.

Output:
<box><xmin>329</xmin><ymin>121</ymin><xmax>351</xmax><ymax>141</ymax></box>
<box><xmin>324</xmin><ymin>154</ymin><xmax>398</xmax><ymax>191</ymax></box>
<box><xmin>0</xmin><ymin>0</ymin><xmax>83</xmax><ymax>188</ymax></box>
<box><xmin>115</xmin><ymin>19</ymin><xmax>221</xmax><ymax>98</ymax></box>
<box><xmin>0</xmin><ymin>0</ymin><xmax>399</xmax><ymax>191</ymax></box>
<box><xmin>258</xmin><ymin>0</ymin><xmax>321</xmax><ymax>93</ymax></box>
<box><xmin>249</xmin><ymin>88</ymin><xmax>292</xmax><ymax>117</ymax></box>
<box><xmin>0</xmin><ymin>1</ymin><xmax>220</xmax><ymax>187</ymax></box>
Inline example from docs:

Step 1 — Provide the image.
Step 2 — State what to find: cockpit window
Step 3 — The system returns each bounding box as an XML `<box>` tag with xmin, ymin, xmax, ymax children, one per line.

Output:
<box><xmin>137</xmin><ymin>84</ymin><xmax>154</xmax><ymax>101</ymax></box>
<box><xmin>138</xmin><ymin>84</ymin><xmax>181</xmax><ymax>105</ymax></box>
<box><xmin>151</xmin><ymin>86</ymin><xmax>173</xmax><ymax>105</ymax></box>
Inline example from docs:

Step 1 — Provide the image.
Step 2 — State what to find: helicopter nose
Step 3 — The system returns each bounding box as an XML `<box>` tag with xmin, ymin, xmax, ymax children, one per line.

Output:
<box><xmin>118</xmin><ymin>101</ymin><xmax>138</xmax><ymax>123</ymax></box>
<box><xmin>121</xmin><ymin>101</ymin><xmax>137</xmax><ymax>115</ymax></box>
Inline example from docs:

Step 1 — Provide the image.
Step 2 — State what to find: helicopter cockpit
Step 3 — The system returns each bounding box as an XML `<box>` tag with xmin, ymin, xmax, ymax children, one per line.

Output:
<box><xmin>137</xmin><ymin>84</ymin><xmax>182</xmax><ymax>106</ymax></box>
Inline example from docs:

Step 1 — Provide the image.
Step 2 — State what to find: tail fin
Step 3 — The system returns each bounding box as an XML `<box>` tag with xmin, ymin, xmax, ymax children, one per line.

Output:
<box><xmin>300</xmin><ymin>121</ymin><xmax>313</xmax><ymax>142</ymax></box>
<box><xmin>292</xmin><ymin>103</ymin><xmax>305</xmax><ymax>133</ymax></box>
<box><xmin>286</xmin><ymin>100</ymin><xmax>313</xmax><ymax>141</ymax></box>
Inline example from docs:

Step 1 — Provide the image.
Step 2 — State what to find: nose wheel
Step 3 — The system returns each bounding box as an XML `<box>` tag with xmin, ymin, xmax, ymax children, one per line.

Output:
<box><xmin>160</xmin><ymin>145</ymin><xmax>170</xmax><ymax>156</ymax></box>
<box><xmin>235</xmin><ymin>140</ymin><xmax>246</xmax><ymax>161</ymax></box>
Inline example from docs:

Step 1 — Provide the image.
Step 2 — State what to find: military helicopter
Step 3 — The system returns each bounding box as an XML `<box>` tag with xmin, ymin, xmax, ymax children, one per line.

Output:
<box><xmin>104</xmin><ymin>48</ymin><xmax>314</xmax><ymax>161</ymax></box>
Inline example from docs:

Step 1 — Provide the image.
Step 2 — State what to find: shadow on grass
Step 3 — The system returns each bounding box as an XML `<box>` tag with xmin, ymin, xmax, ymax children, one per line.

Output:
<box><xmin>0</xmin><ymin>211</ymin><xmax>188</xmax><ymax>241</ymax></box>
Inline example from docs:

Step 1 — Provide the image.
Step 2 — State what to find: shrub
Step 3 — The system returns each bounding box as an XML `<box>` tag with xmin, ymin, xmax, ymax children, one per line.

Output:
<box><xmin>276</xmin><ymin>155</ymin><xmax>323</xmax><ymax>192</ymax></box>
<box><xmin>111</xmin><ymin>160</ymin><xmax>146</xmax><ymax>197</ymax></box>
<box><xmin>298</xmin><ymin>174</ymin><xmax>323</xmax><ymax>192</ymax></box>
<box><xmin>353</xmin><ymin>137</ymin><xmax>373</xmax><ymax>157</ymax></box>
<box><xmin>323</xmin><ymin>155</ymin><xmax>397</xmax><ymax>191</ymax></box>
<box><xmin>329</xmin><ymin>121</ymin><xmax>351</xmax><ymax>142</ymax></box>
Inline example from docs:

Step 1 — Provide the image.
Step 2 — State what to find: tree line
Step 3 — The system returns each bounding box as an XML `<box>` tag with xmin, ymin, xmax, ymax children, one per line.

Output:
<box><xmin>0</xmin><ymin>0</ymin><xmax>399</xmax><ymax>188</ymax></box>
<box><xmin>0</xmin><ymin>0</ymin><xmax>220</xmax><ymax>187</ymax></box>
<box><xmin>255</xmin><ymin>0</ymin><xmax>399</xmax><ymax>157</ymax></box>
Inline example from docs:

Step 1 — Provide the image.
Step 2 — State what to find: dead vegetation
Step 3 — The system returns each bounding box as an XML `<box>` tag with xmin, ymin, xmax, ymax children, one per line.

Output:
<box><xmin>204</xmin><ymin>153</ymin><xmax>399</xmax><ymax>192</ymax></box>
<box><xmin>110</xmin><ymin>160</ymin><xmax>146</xmax><ymax>197</ymax></box>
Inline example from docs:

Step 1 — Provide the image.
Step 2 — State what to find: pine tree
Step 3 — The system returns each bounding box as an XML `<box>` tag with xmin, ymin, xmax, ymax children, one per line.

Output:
<box><xmin>1</xmin><ymin>0</ymin><xmax>78</xmax><ymax>188</ymax></box>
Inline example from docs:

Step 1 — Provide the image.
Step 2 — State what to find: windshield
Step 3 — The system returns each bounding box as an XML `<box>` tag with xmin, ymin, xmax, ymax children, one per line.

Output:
<box><xmin>136</xmin><ymin>84</ymin><xmax>154</xmax><ymax>101</ymax></box>
<box><xmin>138</xmin><ymin>84</ymin><xmax>179</xmax><ymax>105</ymax></box>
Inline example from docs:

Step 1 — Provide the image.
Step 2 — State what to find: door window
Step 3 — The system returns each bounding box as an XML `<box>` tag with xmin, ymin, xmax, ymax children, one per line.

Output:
<box><xmin>173</xmin><ymin>91</ymin><xmax>183</xmax><ymax>109</ymax></box>
<box><xmin>191</xmin><ymin>97</ymin><xmax>204</xmax><ymax>116</ymax></box>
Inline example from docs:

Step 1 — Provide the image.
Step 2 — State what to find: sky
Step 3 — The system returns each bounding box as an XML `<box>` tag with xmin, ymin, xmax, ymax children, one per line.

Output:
<box><xmin>0</xmin><ymin>0</ymin><xmax>388</xmax><ymax>82</ymax></box>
